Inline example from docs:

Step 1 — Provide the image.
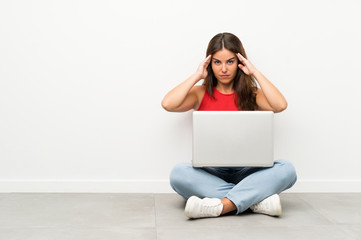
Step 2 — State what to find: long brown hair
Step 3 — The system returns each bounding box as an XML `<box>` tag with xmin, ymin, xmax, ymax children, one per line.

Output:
<box><xmin>203</xmin><ymin>33</ymin><xmax>258</xmax><ymax>110</ymax></box>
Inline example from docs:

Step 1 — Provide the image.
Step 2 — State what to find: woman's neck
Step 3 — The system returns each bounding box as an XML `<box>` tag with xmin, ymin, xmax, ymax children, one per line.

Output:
<box><xmin>216</xmin><ymin>83</ymin><xmax>234</xmax><ymax>94</ymax></box>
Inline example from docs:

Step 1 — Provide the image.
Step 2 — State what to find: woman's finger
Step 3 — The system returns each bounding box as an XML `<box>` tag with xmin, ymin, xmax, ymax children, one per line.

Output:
<box><xmin>203</xmin><ymin>55</ymin><xmax>212</xmax><ymax>67</ymax></box>
<box><xmin>204</xmin><ymin>55</ymin><xmax>212</xmax><ymax>64</ymax></box>
<box><xmin>237</xmin><ymin>53</ymin><xmax>246</xmax><ymax>63</ymax></box>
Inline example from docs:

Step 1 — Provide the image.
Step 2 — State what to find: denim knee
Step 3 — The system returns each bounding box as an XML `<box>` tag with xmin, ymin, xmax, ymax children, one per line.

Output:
<box><xmin>169</xmin><ymin>162</ymin><xmax>193</xmax><ymax>193</ymax></box>
<box><xmin>275</xmin><ymin>160</ymin><xmax>297</xmax><ymax>187</ymax></box>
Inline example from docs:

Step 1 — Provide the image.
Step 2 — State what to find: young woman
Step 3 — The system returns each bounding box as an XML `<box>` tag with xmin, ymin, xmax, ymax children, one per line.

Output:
<box><xmin>161</xmin><ymin>33</ymin><xmax>297</xmax><ymax>219</ymax></box>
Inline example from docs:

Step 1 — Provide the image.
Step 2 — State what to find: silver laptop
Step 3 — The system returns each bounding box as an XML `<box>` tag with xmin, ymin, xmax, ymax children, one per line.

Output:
<box><xmin>192</xmin><ymin>111</ymin><xmax>274</xmax><ymax>167</ymax></box>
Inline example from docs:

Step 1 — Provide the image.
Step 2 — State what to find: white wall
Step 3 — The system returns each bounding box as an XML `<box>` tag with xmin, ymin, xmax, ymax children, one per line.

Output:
<box><xmin>1</xmin><ymin>0</ymin><xmax>360</xmax><ymax>192</ymax></box>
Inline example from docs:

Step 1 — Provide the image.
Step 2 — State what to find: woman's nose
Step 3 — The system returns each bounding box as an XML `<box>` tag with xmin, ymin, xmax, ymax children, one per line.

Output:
<box><xmin>222</xmin><ymin>64</ymin><xmax>227</xmax><ymax>72</ymax></box>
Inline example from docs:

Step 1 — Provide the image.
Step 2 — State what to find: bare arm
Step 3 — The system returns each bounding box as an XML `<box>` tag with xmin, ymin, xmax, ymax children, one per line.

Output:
<box><xmin>161</xmin><ymin>74</ymin><xmax>201</xmax><ymax>112</ymax></box>
<box><xmin>161</xmin><ymin>55</ymin><xmax>212</xmax><ymax>112</ymax></box>
<box><xmin>236</xmin><ymin>53</ymin><xmax>287</xmax><ymax>113</ymax></box>
<box><xmin>252</xmin><ymin>71</ymin><xmax>287</xmax><ymax>113</ymax></box>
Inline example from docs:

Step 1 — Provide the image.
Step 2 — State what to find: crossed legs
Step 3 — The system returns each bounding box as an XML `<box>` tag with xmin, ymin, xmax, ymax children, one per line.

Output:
<box><xmin>170</xmin><ymin>160</ymin><xmax>297</xmax><ymax>215</ymax></box>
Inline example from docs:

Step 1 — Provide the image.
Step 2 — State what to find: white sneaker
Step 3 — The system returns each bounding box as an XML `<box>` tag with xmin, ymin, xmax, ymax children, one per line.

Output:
<box><xmin>250</xmin><ymin>194</ymin><xmax>282</xmax><ymax>217</ymax></box>
<box><xmin>184</xmin><ymin>196</ymin><xmax>223</xmax><ymax>219</ymax></box>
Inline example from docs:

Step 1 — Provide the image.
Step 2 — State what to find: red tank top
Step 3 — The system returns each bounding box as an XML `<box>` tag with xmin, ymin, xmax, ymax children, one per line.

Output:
<box><xmin>197</xmin><ymin>87</ymin><xmax>240</xmax><ymax>111</ymax></box>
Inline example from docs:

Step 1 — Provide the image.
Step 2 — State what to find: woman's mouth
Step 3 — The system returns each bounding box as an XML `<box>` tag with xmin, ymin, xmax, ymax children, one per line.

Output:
<box><xmin>220</xmin><ymin>75</ymin><xmax>230</xmax><ymax>78</ymax></box>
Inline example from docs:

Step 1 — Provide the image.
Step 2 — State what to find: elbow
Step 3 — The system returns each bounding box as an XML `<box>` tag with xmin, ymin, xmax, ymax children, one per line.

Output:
<box><xmin>161</xmin><ymin>99</ymin><xmax>169</xmax><ymax>111</ymax></box>
<box><xmin>273</xmin><ymin>101</ymin><xmax>288</xmax><ymax>113</ymax></box>
<box><xmin>161</xmin><ymin>99</ymin><xmax>173</xmax><ymax>112</ymax></box>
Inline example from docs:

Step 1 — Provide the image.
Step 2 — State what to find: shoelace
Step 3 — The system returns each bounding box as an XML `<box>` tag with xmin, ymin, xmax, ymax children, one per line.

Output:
<box><xmin>200</xmin><ymin>202</ymin><xmax>221</xmax><ymax>215</ymax></box>
<box><xmin>252</xmin><ymin>200</ymin><xmax>269</xmax><ymax>212</ymax></box>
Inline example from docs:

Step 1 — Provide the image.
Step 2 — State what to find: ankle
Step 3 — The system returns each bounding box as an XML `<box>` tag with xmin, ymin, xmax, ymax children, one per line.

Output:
<box><xmin>220</xmin><ymin>198</ymin><xmax>237</xmax><ymax>215</ymax></box>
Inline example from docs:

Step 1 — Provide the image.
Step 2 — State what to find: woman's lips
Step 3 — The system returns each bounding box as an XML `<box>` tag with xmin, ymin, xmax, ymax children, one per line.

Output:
<box><xmin>220</xmin><ymin>75</ymin><xmax>230</xmax><ymax>78</ymax></box>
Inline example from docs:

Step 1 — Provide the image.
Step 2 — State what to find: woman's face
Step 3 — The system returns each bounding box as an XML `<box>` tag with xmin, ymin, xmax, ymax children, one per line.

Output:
<box><xmin>211</xmin><ymin>48</ymin><xmax>238</xmax><ymax>85</ymax></box>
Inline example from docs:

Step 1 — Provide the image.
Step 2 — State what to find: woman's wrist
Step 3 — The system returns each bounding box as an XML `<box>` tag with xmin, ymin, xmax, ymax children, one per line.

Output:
<box><xmin>251</xmin><ymin>70</ymin><xmax>260</xmax><ymax>77</ymax></box>
<box><xmin>191</xmin><ymin>73</ymin><xmax>203</xmax><ymax>83</ymax></box>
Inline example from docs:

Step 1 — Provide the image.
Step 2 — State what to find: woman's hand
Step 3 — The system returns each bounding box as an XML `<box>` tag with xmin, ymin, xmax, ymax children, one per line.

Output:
<box><xmin>237</xmin><ymin>53</ymin><xmax>258</xmax><ymax>76</ymax></box>
<box><xmin>195</xmin><ymin>55</ymin><xmax>212</xmax><ymax>79</ymax></box>
<box><xmin>162</xmin><ymin>55</ymin><xmax>212</xmax><ymax>112</ymax></box>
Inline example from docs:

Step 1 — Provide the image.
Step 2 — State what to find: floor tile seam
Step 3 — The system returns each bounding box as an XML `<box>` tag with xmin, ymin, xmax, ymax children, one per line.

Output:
<box><xmin>278</xmin><ymin>193</ymin><xmax>343</xmax><ymax>228</ymax></box>
<box><xmin>0</xmin><ymin>193</ymin><xmax>156</xmax><ymax>197</ymax></box>
<box><xmin>296</xmin><ymin>195</ymin><xmax>342</xmax><ymax>226</ymax></box>
<box><xmin>338</xmin><ymin>223</ymin><xmax>361</xmax><ymax>226</ymax></box>
<box><xmin>156</xmin><ymin>224</ymin><xmax>351</xmax><ymax>229</ymax></box>
<box><xmin>154</xmin><ymin>222</ymin><xmax>341</xmax><ymax>229</ymax></box>
<box><xmin>0</xmin><ymin>226</ymin><xmax>158</xmax><ymax>231</ymax></box>
<box><xmin>152</xmin><ymin>193</ymin><xmax>157</xmax><ymax>225</ymax></box>
<box><xmin>152</xmin><ymin>193</ymin><xmax>159</xmax><ymax>240</ymax></box>
<box><xmin>0</xmin><ymin>224</ymin><xmax>157</xmax><ymax>229</ymax></box>
<box><xmin>332</xmin><ymin>224</ymin><xmax>358</xmax><ymax>240</ymax></box>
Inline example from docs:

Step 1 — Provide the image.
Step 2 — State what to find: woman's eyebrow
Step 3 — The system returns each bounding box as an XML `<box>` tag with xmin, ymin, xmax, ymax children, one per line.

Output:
<box><xmin>213</xmin><ymin>57</ymin><xmax>236</xmax><ymax>61</ymax></box>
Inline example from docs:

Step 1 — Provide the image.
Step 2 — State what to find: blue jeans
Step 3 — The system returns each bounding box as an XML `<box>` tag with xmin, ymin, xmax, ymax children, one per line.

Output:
<box><xmin>170</xmin><ymin>160</ymin><xmax>297</xmax><ymax>214</ymax></box>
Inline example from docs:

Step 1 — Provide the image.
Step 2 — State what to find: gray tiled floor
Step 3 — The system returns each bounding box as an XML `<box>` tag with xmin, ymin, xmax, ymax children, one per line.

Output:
<box><xmin>0</xmin><ymin>193</ymin><xmax>360</xmax><ymax>240</ymax></box>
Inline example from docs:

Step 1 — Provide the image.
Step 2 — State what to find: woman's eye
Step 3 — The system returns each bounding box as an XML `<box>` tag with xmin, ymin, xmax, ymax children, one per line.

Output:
<box><xmin>227</xmin><ymin>60</ymin><xmax>234</xmax><ymax>64</ymax></box>
<box><xmin>214</xmin><ymin>61</ymin><xmax>220</xmax><ymax>65</ymax></box>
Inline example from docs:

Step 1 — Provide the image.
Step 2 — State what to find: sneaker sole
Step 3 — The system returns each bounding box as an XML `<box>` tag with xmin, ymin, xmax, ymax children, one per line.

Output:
<box><xmin>251</xmin><ymin>194</ymin><xmax>282</xmax><ymax>217</ymax></box>
<box><xmin>271</xmin><ymin>194</ymin><xmax>282</xmax><ymax>216</ymax></box>
<box><xmin>184</xmin><ymin>196</ymin><xmax>198</xmax><ymax>218</ymax></box>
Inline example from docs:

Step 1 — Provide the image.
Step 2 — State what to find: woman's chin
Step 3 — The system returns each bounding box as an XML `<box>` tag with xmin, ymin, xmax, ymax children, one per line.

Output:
<box><xmin>216</xmin><ymin>78</ymin><xmax>234</xmax><ymax>85</ymax></box>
